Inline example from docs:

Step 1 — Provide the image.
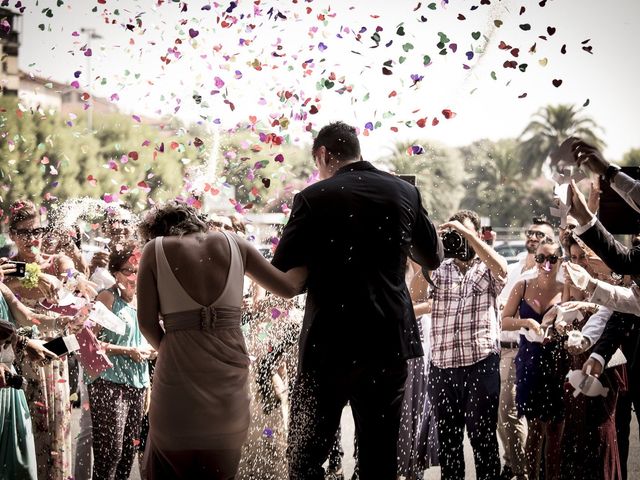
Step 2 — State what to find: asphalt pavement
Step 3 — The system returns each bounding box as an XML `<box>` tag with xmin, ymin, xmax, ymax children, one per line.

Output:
<box><xmin>72</xmin><ymin>404</ymin><xmax>639</xmax><ymax>479</ymax></box>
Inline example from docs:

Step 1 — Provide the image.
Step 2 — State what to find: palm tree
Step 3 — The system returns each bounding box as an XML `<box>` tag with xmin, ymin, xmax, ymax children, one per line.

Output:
<box><xmin>519</xmin><ymin>104</ymin><xmax>604</xmax><ymax>175</ymax></box>
<box><xmin>460</xmin><ymin>139</ymin><xmax>534</xmax><ymax>227</ymax></box>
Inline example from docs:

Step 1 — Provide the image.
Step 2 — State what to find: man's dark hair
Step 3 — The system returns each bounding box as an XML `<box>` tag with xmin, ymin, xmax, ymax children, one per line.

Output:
<box><xmin>532</xmin><ymin>216</ymin><xmax>554</xmax><ymax>230</ymax></box>
<box><xmin>449</xmin><ymin>209</ymin><xmax>481</xmax><ymax>232</ymax></box>
<box><xmin>312</xmin><ymin>121</ymin><xmax>361</xmax><ymax>161</ymax></box>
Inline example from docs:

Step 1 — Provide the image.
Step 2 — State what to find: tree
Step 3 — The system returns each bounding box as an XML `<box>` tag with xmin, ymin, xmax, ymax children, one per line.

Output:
<box><xmin>382</xmin><ymin>141</ymin><xmax>466</xmax><ymax>223</ymax></box>
<box><xmin>0</xmin><ymin>95</ymin><xmax>205</xmax><ymax>219</ymax></box>
<box><xmin>214</xmin><ymin>131</ymin><xmax>314</xmax><ymax>215</ymax></box>
<box><xmin>461</xmin><ymin>139</ymin><xmax>524</xmax><ymax>227</ymax></box>
<box><xmin>621</xmin><ymin>148</ymin><xmax>640</xmax><ymax>167</ymax></box>
<box><xmin>519</xmin><ymin>104</ymin><xmax>604</xmax><ymax>175</ymax></box>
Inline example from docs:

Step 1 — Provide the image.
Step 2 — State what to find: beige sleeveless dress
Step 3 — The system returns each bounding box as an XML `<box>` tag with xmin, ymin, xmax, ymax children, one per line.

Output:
<box><xmin>144</xmin><ymin>232</ymin><xmax>251</xmax><ymax>479</ymax></box>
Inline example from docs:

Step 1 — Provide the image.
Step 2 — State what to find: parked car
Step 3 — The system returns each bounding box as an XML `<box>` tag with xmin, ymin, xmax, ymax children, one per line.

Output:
<box><xmin>493</xmin><ymin>240</ymin><xmax>526</xmax><ymax>264</ymax></box>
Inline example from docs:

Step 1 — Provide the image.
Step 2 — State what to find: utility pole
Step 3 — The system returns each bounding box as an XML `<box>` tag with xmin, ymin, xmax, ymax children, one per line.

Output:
<box><xmin>81</xmin><ymin>28</ymin><xmax>101</xmax><ymax>131</ymax></box>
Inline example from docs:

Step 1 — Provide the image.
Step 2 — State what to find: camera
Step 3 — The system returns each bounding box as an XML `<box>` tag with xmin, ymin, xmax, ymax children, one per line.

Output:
<box><xmin>4</xmin><ymin>371</ymin><xmax>26</xmax><ymax>390</ymax></box>
<box><xmin>5</xmin><ymin>261</ymin><xmax>26</xmax><ymax>278</ymax></box>
<box><xmin>441</xmin><ymin>230</ymin><xmax>475</xmax><ymax>261</ymax></box>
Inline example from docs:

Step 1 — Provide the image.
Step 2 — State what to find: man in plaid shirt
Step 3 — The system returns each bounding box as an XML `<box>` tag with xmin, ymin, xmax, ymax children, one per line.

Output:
<box><xmin>428</xmin><ymin>209</ymin><xmax>507</xmax><ymax>480</ymax></box>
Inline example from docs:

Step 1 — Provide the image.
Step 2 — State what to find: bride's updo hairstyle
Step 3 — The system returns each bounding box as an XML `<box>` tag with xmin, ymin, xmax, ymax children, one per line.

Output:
<box><xmin>138</xmin><ymin>200</ymin><xmax>208</xmax><ymax>243</ymax></box>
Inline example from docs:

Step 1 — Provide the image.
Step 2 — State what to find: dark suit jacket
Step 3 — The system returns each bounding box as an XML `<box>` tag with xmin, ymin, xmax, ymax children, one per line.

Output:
<box><xmin>578</xmin><ymin>219</ymin><xmax>640</xmax><ymax>275</ymax></box>
<box><xmin>591</xmin><ymin>311</ymin><xmax>640</xmax><ymax>394</ymax></box>
<box><xmin>272</xmin><ymin>161</ymin><xmax>443</xmax><ymax>370</ymax></box>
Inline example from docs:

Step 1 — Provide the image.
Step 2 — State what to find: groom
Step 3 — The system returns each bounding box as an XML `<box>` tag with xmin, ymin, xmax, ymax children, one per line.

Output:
<box><xmin>272</xmin><ymin>121</ymin><xmax>443</xmax><ymax>479</ymax></box>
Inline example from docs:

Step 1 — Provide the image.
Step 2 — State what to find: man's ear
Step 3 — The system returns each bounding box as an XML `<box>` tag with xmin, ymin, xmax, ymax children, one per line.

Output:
<box><xmin>315</xmin><ymin>145</ymin><xmax>327</xmax><ymax>168</ymax></box>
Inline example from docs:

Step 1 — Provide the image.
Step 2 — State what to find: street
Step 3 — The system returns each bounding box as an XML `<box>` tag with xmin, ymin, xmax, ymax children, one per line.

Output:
<box><xmin>72</xmin><ymin>403</ymin><xmax>639</xmax><ymax>479</ymax></box>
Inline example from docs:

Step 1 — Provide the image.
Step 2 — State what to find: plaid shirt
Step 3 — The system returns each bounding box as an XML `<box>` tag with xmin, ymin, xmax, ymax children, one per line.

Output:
<box><xmin>430</xmin><ymin>258</ymin><xmax>505</xmax><ymax>368</ymax></box>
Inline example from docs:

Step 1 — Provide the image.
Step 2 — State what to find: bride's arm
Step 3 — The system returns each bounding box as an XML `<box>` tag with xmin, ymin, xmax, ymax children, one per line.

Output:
<box><xmin>136</xmin><ymin>241</ymin><xmax>164</xmax><ymax>350</ymax></box>
<box><xmin>240</xmin><ymin>240</ymin><xmax>307</xmax><ymax>299</ymax></box>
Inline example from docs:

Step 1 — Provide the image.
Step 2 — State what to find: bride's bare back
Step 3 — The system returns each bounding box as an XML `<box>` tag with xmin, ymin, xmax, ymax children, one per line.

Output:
<box><xmin>158</xmin><ymin>232</ymin><xmax>242</xmax><ymax>306</ymax></box>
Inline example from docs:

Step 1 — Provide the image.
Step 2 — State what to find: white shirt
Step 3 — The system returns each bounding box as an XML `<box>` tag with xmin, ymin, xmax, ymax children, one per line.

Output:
<box><xmin>612</xmin><ymin>170</ymin><xmax>640</xmax><ymax>214</ymax></box>
<box><xmin>581</xmin><ymin>305</ymin><xmax>613</xmax><ymax>345</ymax></box>
<box><xmin>588</xmin><ymin>281</ymin><xmax>640</xmax><ymax>316</ymax></box>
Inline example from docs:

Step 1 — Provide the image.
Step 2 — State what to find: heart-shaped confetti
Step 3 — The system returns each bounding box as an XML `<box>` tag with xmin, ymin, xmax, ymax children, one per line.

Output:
<box><xmin>552</xmin><ymin>79</ymin><xmax>563</xmax><ymax>87</ymax></box>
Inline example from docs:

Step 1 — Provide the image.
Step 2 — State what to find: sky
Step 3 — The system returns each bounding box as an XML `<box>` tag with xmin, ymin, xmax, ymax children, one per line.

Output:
<box><xmin>15</xmin><ymin>0</ymin><xmax>640</xmax><ymax>162</ymax></box>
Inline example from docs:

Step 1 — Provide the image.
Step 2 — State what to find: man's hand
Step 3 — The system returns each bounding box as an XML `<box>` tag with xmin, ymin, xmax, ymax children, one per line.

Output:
<box><xmin>572</xmin><ymin>140</ymin><xmax>610</xmax><ymax>176</ymax></box>
<box><xmin>582</xmin><ymin>357</ymin><xmax>603</xmax><ymax>378</ymax></box>
<box><xmin>439</xmin><ymin>220</ymin><xmax>475</xmax><ymax>240</ymax></box>
<box><xmin>587</xmin><ymin>179</ymin><xmax>601</xmax><ymax>215</ymax></box>
<box><xmin>567</xmin><ymin>180</ymin><xmax>594</xmax><ymax>225</ymax></box>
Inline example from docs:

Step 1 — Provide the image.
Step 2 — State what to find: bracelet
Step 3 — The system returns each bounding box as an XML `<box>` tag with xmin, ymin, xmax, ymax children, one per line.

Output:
<box><xmin>15</xmin><ymin>335</ymin><xmax>29</xmax><ymax>354</ymax></box>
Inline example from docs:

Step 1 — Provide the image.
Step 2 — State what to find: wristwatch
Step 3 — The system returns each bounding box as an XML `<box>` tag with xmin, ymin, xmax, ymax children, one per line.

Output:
<box><xmin>603</xmin><ymin>164</ymin><xmax>621</xmax><ymax>184</ymax></box>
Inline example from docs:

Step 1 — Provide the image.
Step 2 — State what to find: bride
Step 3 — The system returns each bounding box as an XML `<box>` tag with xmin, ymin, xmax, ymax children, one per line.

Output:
<box><xmin>136</xmin><ymin>201</ymin><xmax>306</xmax><ymax>479</ymax></box>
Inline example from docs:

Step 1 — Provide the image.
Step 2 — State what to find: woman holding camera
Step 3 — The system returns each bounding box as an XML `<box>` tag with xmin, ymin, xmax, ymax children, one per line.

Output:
<box><xmin>3</xmin><ymin>200</ymin><xmax>94</xmax><ymax>480</ymax></box>
<box><xmin>1</xmin><ymin>258</ymin><xmax>59</xmax><ymax>479</ymax></box>
<box><xmin>502</xmin><ymin>239</ymin><xmax>567</xmax><ymax>480</ymax></box>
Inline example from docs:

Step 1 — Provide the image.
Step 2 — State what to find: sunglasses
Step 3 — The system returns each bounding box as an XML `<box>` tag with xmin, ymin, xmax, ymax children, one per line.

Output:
<box><xmin>119</xmin><ymin>268</ymin><xmax>138</xmax><ymax>278</ymax></box>
<box><xmin>11</xmin><ymin>227</ymin><xmax>48</xmax><ymax>238</ymax></box>
<box><xmin>525</xmin><ymin>230</ymin><xmax>547</xmax><ymax>240</ymax></box>
<box><xmin>535</xmin><ymin>254</ymin><xmax>560</xmax><ymax>264</ymax></box>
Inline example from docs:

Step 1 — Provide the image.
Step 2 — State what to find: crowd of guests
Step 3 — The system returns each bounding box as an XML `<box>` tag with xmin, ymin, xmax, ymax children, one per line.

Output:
<box><xmin>1</xmin><ymin>127</ymin><xmax>639</xmax><ymax>480</ymax></box>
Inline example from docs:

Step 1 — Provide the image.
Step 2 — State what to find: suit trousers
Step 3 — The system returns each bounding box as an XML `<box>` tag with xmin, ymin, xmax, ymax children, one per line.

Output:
<box><xmin>616</xmin><ymin>387</ymin><xmax>640</xmax><ymax>480</ymax></box>
<box><xmin>286</xmin><ymin>360</ymin><xmax>408</xmax><ymax>480</ymax></box>
<box><xmin>429</xmin><ymin>353</ymin><xmax>501</xmax><ymax>480</ymax></box>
